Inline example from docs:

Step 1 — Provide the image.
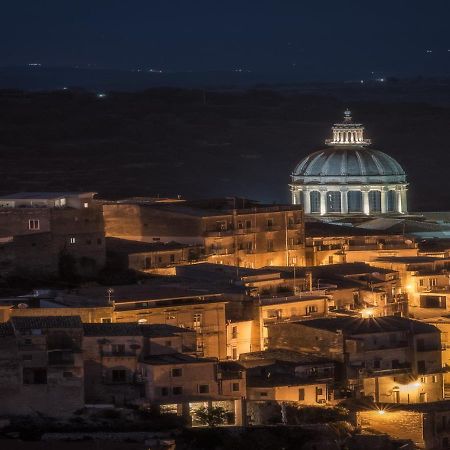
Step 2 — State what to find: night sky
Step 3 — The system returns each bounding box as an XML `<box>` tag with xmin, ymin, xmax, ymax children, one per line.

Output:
<box><xmin>1</xmin><ymin>0</ymin><xmax>449</xmax><ymax>80</ymax></box>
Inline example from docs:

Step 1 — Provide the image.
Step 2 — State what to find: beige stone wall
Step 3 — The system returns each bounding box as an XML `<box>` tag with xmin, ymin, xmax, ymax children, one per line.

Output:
<box><xmin>144</xmin><ymin>361</ymin><xmax>219</xmax><ymax>403</ymax></box>
<box><xmin>113</xmin><ymin>302</ymin><xmax>227</xmax><ymax>360</ymax></box>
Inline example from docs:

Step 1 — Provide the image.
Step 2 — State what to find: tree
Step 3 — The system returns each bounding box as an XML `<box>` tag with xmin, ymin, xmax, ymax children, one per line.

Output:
<box><xmin>193</xmin><ymin>406</ymin><xmax>229</xmax><ymax>427</ymax></box>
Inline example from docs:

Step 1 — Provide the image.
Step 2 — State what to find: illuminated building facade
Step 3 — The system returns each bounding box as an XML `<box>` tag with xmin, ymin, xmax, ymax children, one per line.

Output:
<box><xmin>290</xmin><ymin>111</ymin><xmax>408</xmax><ymax>216</ymax></box>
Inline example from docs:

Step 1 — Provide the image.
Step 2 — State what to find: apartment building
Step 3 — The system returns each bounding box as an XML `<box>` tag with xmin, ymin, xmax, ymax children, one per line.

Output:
<box><xmin>103</xmin><ymin>198</ymin><xmax>305</xmax><ymax>269</ymax></box>
<box><xmin>0</xmin><ymin>192</ymin><xmax>105</xmax><ymax>276</ymax></box>
<box><xmin>267</xmin><ymin>316</ymin><xmax>444</xmax><ymax>404</ymax></box>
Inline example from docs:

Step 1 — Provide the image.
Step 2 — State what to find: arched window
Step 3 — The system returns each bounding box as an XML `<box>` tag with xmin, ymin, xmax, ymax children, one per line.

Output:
<box><xmin>327</xmin><ymin>191</ymin><xmax>341</xmax><ymax>213</ymax></box>
<box><xmin>310</xmin><ymin>191</ymin><xmax>321</xmax><ymax>213</ymax></box>
<box><xmin>347</xmin><ymin>191</ymin><xmax>362</xmax><ymax>213</ymax></box>
<box><xmin>369</xmin><ymin>190</ymin><xmax>381</xmax><ymax>213</ymax></box>
<box><xmin>387</xmin><ymin>190</ymin><xmax>396</xmax><ymax>212</ymax></box>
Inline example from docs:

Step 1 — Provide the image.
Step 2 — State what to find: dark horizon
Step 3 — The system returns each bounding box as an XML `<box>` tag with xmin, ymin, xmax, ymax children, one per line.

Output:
<box><xmin>1</xmin><ymin>0</ymin><xmax>449</xmax><ymax>80</ymax></box>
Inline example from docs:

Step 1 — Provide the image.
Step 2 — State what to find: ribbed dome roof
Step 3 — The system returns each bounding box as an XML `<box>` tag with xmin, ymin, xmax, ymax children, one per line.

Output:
<box><xmin>293</xmin><ymin>146</ymin><xmax>405</xmax><ymax>178</ymax></box>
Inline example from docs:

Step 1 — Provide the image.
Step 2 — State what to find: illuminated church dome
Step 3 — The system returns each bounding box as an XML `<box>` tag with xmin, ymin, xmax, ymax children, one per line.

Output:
<box><xmin>290</xmin><ymin>111</ymin><xmax>408</xmax><ymax>215</ymax></box>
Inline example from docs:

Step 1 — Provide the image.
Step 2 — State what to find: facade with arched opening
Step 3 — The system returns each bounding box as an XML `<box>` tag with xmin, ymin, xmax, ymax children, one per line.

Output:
<box><xmin>290</xmin><ymin>111</ymin><xmax>408</xmax><ymax>216</ymax></box>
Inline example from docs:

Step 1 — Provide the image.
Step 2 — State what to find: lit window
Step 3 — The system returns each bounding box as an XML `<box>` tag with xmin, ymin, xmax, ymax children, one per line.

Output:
<box><xmin>83</xmin><ymin>202</ymin><xmax>89</xmax><ymax>208</ymax></box>
<box><xmin>28</xmin><ymin>219</ymin><xmax>40</xmax><ymax>230</ymax></box>
<box><xmin>69</xmin><ymin>237</ymin><xmax>76</xmax><ymax>244</ymax></box>
<box><xmin>326</xmin><ymin>191</ymin><xmax>341</xmax><ymax>213</ymax></box>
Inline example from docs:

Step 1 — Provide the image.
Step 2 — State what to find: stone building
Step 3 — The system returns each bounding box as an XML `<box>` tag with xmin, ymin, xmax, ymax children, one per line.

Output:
<box><xmin>369</xmin><ymin>256</ymin><xmax>450</xmax><ymax>313</ymax></box>
<box><xmin>103</xmin><ymin>198</ymin><xmax>305</xmax><ymax>268</ymax></box>
<box><xmin>305</xmin><ymin>221</ymin><xmax>418</xmax><ymax>266</ymax></box>
<box><xmin>268</xmin><ymin>316</ymin><xmax>444</xmax><ymax>404</ymax></box>
<box><xmin>358</xmin><ymin>401</ymin><xmax>450</xmax><ymax>450</ymax></box>
<box><xmin>0</xmin><ymin>192</ymin><xmax>106</xmax><ymax>277</ymax></box>
<box><xmin>290</xmin><ymin>111</ymin><xmax>408</xmax><ymax>216</ymax></box>
<box><xmin>0</xmin><ymin>316</ymin><xmax>84</xmax><ymax>417</ymax></box>
<box><xmin>82</xmin><ymin>322</ymin><xmax>197</xmax><ymax>405</ymax></box>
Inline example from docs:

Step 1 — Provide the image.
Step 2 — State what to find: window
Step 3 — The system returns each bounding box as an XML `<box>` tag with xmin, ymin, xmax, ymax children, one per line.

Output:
<box><xmin>112</xmin><ymin>369</ymin><xmax>126</xmax><ymax>383</ymax></box>
<box><xmin>418</xmin><ymin>360</ymin><xmax>426</xmax><ymax>373</ymax></box>
<box><xmin>193</xmin><ymin>313</ymin><xmax>202</xmax><ymax>328</ymax></box>
<box><xmin>316</xmin><ymin>387</ymin><xmax>323</xmax><ymax>396</ymax></box>
<box><xmin>306</xmin><ymin>305</ymin><xmax>318</xmax><ymax>315</ymax></box>
<box><xmin>83</xmin><ymin>202</ymin><xmax>89</xmax><ymax>208</ymax></box>
<box><xmin>86</xmin><ymin>239</ymin><xmax>92</xmax><ymax>245</ymax></box>
<box><xmin>259</xmin><ymin>392</ymin><xmax>268</xmax><ymax>397</ymax></box>
<box><xmin>245</xmin><ymin>220</ymin><xmax>252</xmax><ymax>229</ymax></box>
<box><xmin>373</xmin><ymin>359</ymin><xmax>381</xmax><ymax>369</ymax></box>
<box><xmin>112</xmin><ymin>344</ymin><xmax>125</xmax><ymax>355</ymax></box>
<box><xmin>171</xmin><ymin>368</ymin><xmax>182</xmax><ymax>377</ymax></box>
<box><xmin>419</xmin><ymin>392</ymin><xmax>427</xmax><ymax>403</ymax></box>
<box><xmin>232</xmin><ymin>347</ymin><xmax>238</xmax><ymax>360</ymax></box>
<box><xmin>432</xmin><ymin>375</ymin><xmax>438</xmax><ymax>383</ymax></box>
<box><xmin>101</xmin><ymin>318</ymin><xmax>112</xmax><ymax>323</ymax></box>
<box><xmin>267</xmin><ymin>219</ymin><xmax>274</xmax><ymax>229</ymax></box>
<box><xmin>387</xmin><ymin>190</ymin><xmax>396</xmax><ymax>212</ymax></box>
<box><xmin>368</xmin><ymin>191</ymin><xmax>381</xmax><ymax>213</ymax></box>
<box><xmin>23</xmin><ymin>368</ymin><xmax>47</xmax><ymax>384</ymax></box>
<box><xmin>97</xmin><ymin>238</ymin><xmax>102</xmax><ymax>245</ymax></box>
<box><xmin>310</xmin><ymin>191</ymin><xmax>321</xmax><ymax>213</ymax></box>
<box><xmin>267</xmin><ymin>240</ymin><xmax>274</xmax><ymax>252</ymax></box>
<box><xmin>170</xmin><ymin>254</ymin><xmax>175</xmax><ymax>263</ymax></box>
<box><xmin>198</xmin><ymin>384</ymin><xmax>209</xmax><ymax>394</ymax></box>
<box><xmin>299</xmin><ymin>388</ymin><xmax>305</xmax><ymax>401</ymax></box>
<box><xmin>165</xmin><ymin>340</ymin><xmax>172</xmax><ymax>347</ymax></box>
<box><xmin>69</xmin><ymin>237</ymin><xmax>76</xmax><ymax>244</ymax></box>
<box><xmin>231</xmin><ymin>326</ymin><xmax>238</xmax><ymax>339</ymax></box>
<box><xmin>246</xmin><ymin>241</ymin><xmax>253</xmax><ymax>252</ymax></box>
<box><xmin>326</xmin><ymin>191</ymin><xmax>341</xmax><ymax>213</ymax></box>
<box><xmin>420</xmin><ymin>376</ymin><xmax>426</xmax><ymax>384</ymax></box>
<box><xmin>347</xmin><ymin>191</ymin><xmax>362</xmax><ymax>213</ymax></box>
<box><xmin>172</xmin><ymin>386</ymin><xmax>183</xmax><ymax>395</ymax></box>
<box><xmin>161</xmin><ymin>387</ymin><xmax>169</xmax><ymax>396</ymax></box>
<box><xmin>419</xmin><ymin>279</ymin><xmax>424</xmax><ymax>287</ymax></box>
<box><xmin>232</xmin><ymin>382</ymin><xmax>240</xmax><ymax>392</ymax></box>
<box><xmin>28</xmin><ymin>219</ymin><xmax>40</xmax><ymax>230</ymax></box>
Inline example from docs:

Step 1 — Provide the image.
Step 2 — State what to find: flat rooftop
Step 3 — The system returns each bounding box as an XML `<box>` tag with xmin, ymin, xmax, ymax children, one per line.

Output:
<box><xmin>142</xmin><ymin>353</ymin><xmax>216</xmax><ymax>365</ymax></box>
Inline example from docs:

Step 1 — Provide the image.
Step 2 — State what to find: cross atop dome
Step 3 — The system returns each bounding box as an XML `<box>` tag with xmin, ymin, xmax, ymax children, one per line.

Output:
<box><xmin>325</xmin><ymin>110</ymin><xmax>371</xmax><ymax>146</ymax></box>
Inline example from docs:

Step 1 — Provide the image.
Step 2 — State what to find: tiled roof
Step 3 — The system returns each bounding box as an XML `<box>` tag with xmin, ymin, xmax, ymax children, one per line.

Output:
<box><xmin>292</xmin><ymin>316</ymin><xmax>437</xmax><ymax>335</ymax></box>
<box><xmin>11</xmin><ymin>315</ymin><xmax>82</xmax><ymax>331</ymax></box>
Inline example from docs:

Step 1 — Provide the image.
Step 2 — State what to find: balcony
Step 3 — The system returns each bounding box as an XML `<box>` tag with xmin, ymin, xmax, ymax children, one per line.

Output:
<box><xmin>203</xmin><ymin>229</ymin><xmax>234</xmax><ymax>237</ymax></box>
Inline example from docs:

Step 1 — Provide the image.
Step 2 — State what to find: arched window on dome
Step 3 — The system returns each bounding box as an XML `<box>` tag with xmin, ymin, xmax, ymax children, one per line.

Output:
<box><xmin>369</xmin><ymin>191</ymin><xmax>382</xmax><ymax>213</ymax></box>
<box><xmin>387</xmin><ymin>190</ymin><xmax>396</xmax><ymax>212</ymax></box>
<box><xmin>310</xmin><ymin>191</ymin><xmax>321</xmax><ymax>213</ymax></box>
<box><xmin>327</xmin><ymin>191</ymin><xmax>341</xmax><ymax>213</ymax></box>
<box><xmin>347</xmin><ymin>191</ymin><xmax>362</xmax><ymax>213</ymax></box>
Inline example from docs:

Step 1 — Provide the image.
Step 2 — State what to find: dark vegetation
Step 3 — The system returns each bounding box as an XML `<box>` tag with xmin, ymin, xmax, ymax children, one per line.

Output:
<box><xmin>0</xmin><ymin>83</ymin><xmax>449</xmax><ymax>210</ymax></box>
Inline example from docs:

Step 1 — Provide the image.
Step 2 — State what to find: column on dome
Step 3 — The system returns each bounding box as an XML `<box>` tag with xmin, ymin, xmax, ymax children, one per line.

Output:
<box><xmin>380</xmin><ymin>189</ymin><xmax>387</xmax><ymax>214</ymax></box>
<box><xmin>320</xmin><ymin>190</ymin><xmax>327</xmax><ymax>215</ymax></box>
<box><xmin>362</xmin><ymin>189</ymin><xmax>370</xmax><ymax>215</ymax></box>
<box><xmin>396</xmin><ymin>190</ymin><xmax>402</xmax><ymax>213</ymax></box>
<box><xmin>400</xmin><ymin>187</ymin><xmax>408</xmax><ymax>213</ymax></box>
<box><xmin>303</xmin><ymin>188</ymin><xmax>311</xmax><ymax>214</ymax></box>
<box><xmin>340</xmin><ymin>188</ymin><xmax>348</xmax><ymax>214</ymax></box>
